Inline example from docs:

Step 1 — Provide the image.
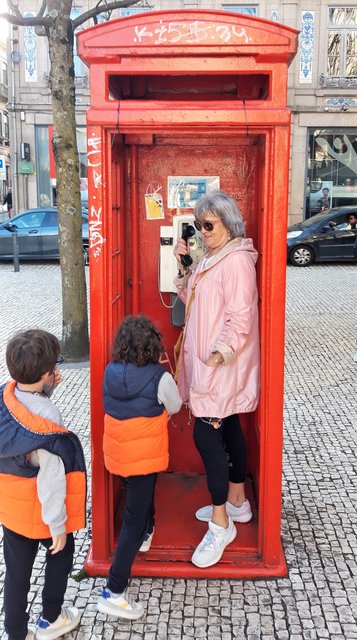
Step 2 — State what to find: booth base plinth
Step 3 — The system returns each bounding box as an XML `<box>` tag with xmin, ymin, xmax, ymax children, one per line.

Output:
<box><xmin>85</xmin><ymin>546</ymin><xmax>287</xmax><ymax>579</ymax></box>
<box><xmin>85</xmin><ymin>473</ymin><xmax>287</xmax><ymax>579</ymax></box>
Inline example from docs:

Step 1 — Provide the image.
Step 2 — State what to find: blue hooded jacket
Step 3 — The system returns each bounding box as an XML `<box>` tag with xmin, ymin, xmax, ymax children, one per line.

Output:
<box><xmin>103</xmin><ymin>361</ymin><xmax>166</xmax><ymax>421</ymax></box>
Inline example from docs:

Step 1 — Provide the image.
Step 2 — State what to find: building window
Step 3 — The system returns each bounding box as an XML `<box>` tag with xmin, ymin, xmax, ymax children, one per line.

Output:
<box><xmin>222</xmin><ymin>5</ymin><xmax>258</xmax><ymax>16</ymax></box>
<box><xmin>3</xmin><ymin>112</ymin><xmax>9</xmax><ymax>141</ymax></box>
<box><xmin>327</xmin><ymin>7</ymin><xmax>357</xmax><ymax>77</ymax></box>
<box><xmin>35</xmin><ymin>125</ymin><xmax>88</xmax><ymax>208</ymax></box>
<box><xmin>36</xmin><ymin>126</ymin><xmax>52</xmax><ymax>207</ymax></box>
<box><xmin>1</xmin><ymin>62</ymin><xmax>7</xmax><ymax>86</ymax></box>
<box><xmin>118</xmin><ymin>8</ymin><xmax>151</xmax><ymax>16</ymax></box>
<box><xmin>306</xmin><ymin>128</ymin><xmax>357</xmax><ymax>218</ymax></box>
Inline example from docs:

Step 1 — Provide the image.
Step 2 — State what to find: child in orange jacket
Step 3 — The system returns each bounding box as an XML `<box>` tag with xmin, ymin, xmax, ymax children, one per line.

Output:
<box><xmin>0</xmin><ymin>329</ymin><xmax>86</xmax><ymax>640</ymax></box>
<box><xmin>97</xmin><ymin>315</ymin><xmax>181</xmax><ymax>620</ymax></box>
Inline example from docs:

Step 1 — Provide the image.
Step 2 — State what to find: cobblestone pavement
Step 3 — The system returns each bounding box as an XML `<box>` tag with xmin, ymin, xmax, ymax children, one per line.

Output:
<box><xmin>0</xmin><ymin>262</ymin><xmax>356</xmax><ymax>640</ymax></box>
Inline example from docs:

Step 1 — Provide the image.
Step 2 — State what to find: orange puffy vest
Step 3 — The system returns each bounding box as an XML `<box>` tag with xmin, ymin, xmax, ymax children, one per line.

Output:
<box><xmin>0</xmin><ymin>381</ymin><xmax>86</xmax><ymax>539</ymax></box>
<box><xmin>103</xmin><ymin>410</ymin><xmax>169</xmax><ymax>477</ymax></box>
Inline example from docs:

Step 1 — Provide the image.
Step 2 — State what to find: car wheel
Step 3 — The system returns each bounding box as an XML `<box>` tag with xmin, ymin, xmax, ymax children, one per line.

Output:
<box><xmin>289</xmin><ymin>245</ymin><xmax>314</xmax><ymax>267</ymax></box>
<box><xmin>83</xmin><ymin>243</ymin><xmax>89</xmax><ymax>266</ymax></box>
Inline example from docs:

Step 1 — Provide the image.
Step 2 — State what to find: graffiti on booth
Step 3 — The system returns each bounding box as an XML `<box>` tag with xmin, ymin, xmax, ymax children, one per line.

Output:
<box><xmin>88</xmin><ymin>133</ymin><xmax>105</xmax><ymax>260</ymax></box>
<box><xmin>133</xmin><ymin>21</ymin><xmax>250</xmax><ymax>45</ymax></box>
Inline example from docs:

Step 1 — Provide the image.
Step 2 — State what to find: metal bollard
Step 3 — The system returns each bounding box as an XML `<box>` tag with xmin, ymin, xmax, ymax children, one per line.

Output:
<box><xmin>12</xmin><ymin>229</ymin><xmax>20</xmax><ymax>272</ymax></box>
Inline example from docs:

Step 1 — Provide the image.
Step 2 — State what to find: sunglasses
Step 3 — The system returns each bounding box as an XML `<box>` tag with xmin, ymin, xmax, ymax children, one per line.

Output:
<box><xmin>194</xmin><ymin>219</ymin><xmax>220</xmax><ymax>232</ymax></box>
<box><xmin>56</xmin><ymin>355</ymin><xmax>64</xmax><ymax>365</ymax></box>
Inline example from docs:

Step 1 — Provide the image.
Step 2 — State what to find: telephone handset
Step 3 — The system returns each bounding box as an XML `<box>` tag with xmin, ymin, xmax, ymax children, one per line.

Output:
<box><xmin>180</xmin><ymin>223</ymin><xmax>195</xmax><ymax>268</ymax></box>
<box><xmin>159</xmin><ymin>214</ymin><xmax>205</xmax><ymax>293</ymax></box>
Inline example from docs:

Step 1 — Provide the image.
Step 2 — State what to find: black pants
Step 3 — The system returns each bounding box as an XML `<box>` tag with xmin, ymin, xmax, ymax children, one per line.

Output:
<box><xmin>107</xmin><ymin>473</ymin><xmax>157</xmax><ymax>594</ymax></box>
<box><xmin>2</xmin><ymin>527</ymin><xmax>74</xmax><ymax>640</ymax></box>
<box><xmin>193</xmin><ymin>414</ymin><xmax>246</xmax><ymax>505</ymax></box>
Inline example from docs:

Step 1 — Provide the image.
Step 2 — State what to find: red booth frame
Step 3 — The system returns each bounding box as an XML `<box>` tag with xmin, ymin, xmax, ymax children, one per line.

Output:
<box><xmin>77</xmin><ymin>10</ymin><xmax>298</xmax><ymax>579</ymax></box>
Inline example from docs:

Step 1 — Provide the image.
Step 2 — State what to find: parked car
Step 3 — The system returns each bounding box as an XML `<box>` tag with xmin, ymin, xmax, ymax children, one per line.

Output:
<box><xmin>0</xmin><ymin>208</ymin><xmax>89</xmax><ymax>263</ymax></box>
<box><xmin>287</xmin><ymin>206</ymin><xmax>357</xmax><ymax>266</ymax></box>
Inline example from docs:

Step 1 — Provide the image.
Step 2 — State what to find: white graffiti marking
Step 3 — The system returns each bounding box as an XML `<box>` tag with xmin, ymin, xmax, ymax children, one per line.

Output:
<box><xmin>87</xmin><ymin>134</ymin><xmax>105</xmax><ymax>260</ymax></box>
<box><xmin>89</xmin><ymin>205</ymin><xmax>106</xmax><ymax>260</ymax></box>
<box><xmin>232</xmin><ymin>26</ymin><xmax>249</xmax><ymax>42</ymax></box>
<box><xmin>133</xmin><ymin>21</ymin><xmax>250</xmax><ymax>45</ymax></box>
<box><xmin>87</xmin><ymin>136</ymin><xmax>102</xmax><ymax>168</ymax></box>
<box><xmin>88</xmin><ymin>136</ymin><xmax>101</xmax><ymax>150</ymax></box>
<box><xmin>133</xmin><ymin>25</ymin><xmax>153</xmax><ymax>42</ymax></box>
<box><xmin>93</xmin><ymin>170</ymin><xmax>102</xmax><ymax>189</ymax></box>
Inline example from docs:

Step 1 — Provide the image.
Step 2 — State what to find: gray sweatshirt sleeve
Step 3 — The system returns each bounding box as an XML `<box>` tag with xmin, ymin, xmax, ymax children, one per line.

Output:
<box><xmin>14</xmin><ymin>388</ymin><xmax>67</xmax><ymax>537</ymax></box>
<box><xmin>157</xmin><ymin>372</ymin><xmax>182</xmax><ymax>416</ymax></box>
<box><xmin>33</xmin><ymin>449</ymin><xmax>67</xmax><ymax>536</ymax></box>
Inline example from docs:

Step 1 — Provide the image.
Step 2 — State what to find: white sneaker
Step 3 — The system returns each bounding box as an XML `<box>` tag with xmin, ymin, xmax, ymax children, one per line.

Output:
<box><xmin>97</xmin><ymin>588</ymin><xmax>144</xmax><ymax>620</ymax></box>
<box><xmin>195</xmin><ymin>499</ymin><xmax>252</xmax><ymax>523</ymax></box>
<box><xmin>191</xmin><ymin>517</ymin><xmax>237</xmax><ymax>568</ymax></box>
<box><xmin>36</xmin><ymin>606</ymin><xmax>81</xmax><ymax>640</ymax></box>
<box><xmin>139</xmin><ymin>527</ymin><xmax>155</xmax><ymax>552</ymax></box>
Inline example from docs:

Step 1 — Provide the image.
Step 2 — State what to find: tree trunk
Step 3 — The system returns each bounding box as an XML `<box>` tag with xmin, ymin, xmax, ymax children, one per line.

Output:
<box><xmin>47</xmin><ymin>0</ymin><xmax>89</xmax><ymax>360</ymax></box>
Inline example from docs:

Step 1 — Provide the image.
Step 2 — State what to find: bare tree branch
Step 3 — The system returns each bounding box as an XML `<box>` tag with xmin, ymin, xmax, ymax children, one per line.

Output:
<box><xmin>0</xmin><ymin>12</ymin><xmax>49</xmax><ymax>26</ymax></box>
<box><xmin>38</xmin><ymin>1</ymin><xmax>48</xmax><ymax>18</ymax></box>
<box><xmin>7</xmin><ymin>0</ymin><xmax>22</xmax><ymax>19</ymax></box>
<box><xmin>73</xmin><ymin>0</ymin><xmax>141</xmax><ymax>29</ymax></box>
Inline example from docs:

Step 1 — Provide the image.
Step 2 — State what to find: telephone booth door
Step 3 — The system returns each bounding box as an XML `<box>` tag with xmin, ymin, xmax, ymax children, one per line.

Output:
<box><xmin>77</xmin><ymin>9</ymin><xmax>298</xmax><ymax>578</ymax></box>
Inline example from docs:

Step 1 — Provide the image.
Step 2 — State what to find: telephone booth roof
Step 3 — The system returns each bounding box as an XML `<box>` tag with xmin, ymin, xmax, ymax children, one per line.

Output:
<box><xmin>77</xmin><ymin>9</ymin><xmax>298</xmax><ymax>64</ymax></box>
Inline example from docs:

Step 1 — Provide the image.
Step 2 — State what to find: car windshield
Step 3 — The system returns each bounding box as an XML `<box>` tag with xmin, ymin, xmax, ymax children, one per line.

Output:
<box><xmin>300</xmin><ymin>209</ymin><xmax>357</xmax><ymax>228</ymax></box>
<box><xmin>300</xmin><ymin>211</ymin><xmax>336</xmax><ymax>228</ymax></box>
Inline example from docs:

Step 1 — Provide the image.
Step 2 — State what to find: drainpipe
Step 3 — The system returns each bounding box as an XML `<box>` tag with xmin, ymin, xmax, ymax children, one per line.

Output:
<box><xmin>9</xmin><ymin>23</ymin><xmax>18</xmax><ymax>216</ymax></box>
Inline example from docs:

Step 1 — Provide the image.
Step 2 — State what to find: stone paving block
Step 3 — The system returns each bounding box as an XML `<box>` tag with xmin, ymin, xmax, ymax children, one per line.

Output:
<box><xmin>0</xmin><ymin>263</ymin><xmax>356</xmax><ymax>640</ymax></box>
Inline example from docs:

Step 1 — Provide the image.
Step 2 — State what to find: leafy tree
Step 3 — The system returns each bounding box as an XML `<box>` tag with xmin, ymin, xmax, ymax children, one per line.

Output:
<box><xmin>1</xmin><ymin>0</ymin><xmax>141</xmax><ymax>360</ymax></box>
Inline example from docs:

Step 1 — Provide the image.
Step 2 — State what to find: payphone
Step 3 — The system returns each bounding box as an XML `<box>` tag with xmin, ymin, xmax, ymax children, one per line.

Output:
<box><xmin>159</xmin><ymin>213</ymin><xmax>204</xmax><ymax>293</ymax></box>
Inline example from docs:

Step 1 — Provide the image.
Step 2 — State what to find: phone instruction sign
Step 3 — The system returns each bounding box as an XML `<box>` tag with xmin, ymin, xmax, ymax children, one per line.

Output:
<box><xmin>167</xmin><ymin>176</ymin><xmax>220</xmax><ymax>209</ymax></box>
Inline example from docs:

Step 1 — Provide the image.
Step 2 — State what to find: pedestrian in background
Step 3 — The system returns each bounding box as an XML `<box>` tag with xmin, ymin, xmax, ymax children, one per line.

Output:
<box><xmin>3</xmin><ymin>186</ymin><xmax>12</xmax><ymax>218</ymax></box>
<box><xmin>98</xmin><ymin>315</ymin><xmax>181</xmax><ymax>620</ymax></box>
<box><xmin>0</xmin><ymin>329</ymin><xmax>87</xmax><ymax>640</ymax></box>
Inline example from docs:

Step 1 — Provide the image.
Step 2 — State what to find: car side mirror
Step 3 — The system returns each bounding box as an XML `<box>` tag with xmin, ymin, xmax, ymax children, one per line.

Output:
<box><xmin>3</xmin><ymin>222</ymin><xmax>15</xmax><ymax>231</ymax></box>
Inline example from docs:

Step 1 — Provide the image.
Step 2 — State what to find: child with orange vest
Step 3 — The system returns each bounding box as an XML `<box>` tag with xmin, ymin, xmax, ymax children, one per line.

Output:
<box><xmin>97</xmin><ymin>315</ymin><xmax>182</xmax><ymax>620</ymax></box>
<box><xmin>0</xmin><ymin>329</ymin><xmax>87</xmax><ymax>640</ymax></box>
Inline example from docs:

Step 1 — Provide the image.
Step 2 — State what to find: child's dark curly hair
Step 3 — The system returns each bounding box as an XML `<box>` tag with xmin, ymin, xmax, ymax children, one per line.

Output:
<box><xmin>112</xmin><ymin>315</ymin><xmax>164</xmax><ymax>366</ymax></box>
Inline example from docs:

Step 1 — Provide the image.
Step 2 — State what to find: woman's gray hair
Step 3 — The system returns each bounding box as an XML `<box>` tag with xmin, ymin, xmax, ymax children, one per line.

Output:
<box><xmin>194</xmin><ymin>190</ymin><xmax>245</xmax><ymax>238</ymax></box>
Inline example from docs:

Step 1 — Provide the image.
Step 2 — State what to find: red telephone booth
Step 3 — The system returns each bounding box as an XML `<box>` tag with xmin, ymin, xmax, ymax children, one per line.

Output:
<box><xmin>77</xmin><ymin>9</ymin><xmax>298</xmax><ymax>579</ymax></box>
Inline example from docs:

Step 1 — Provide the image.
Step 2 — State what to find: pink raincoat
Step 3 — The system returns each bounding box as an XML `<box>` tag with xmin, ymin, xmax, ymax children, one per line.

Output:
<box><xmin>175</xmin><ymin>238</ymin><xmax>260</xmax><ymax>418</ymax></box>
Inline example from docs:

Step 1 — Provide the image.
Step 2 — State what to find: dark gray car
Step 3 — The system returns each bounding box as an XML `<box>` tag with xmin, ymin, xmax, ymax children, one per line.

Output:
<box><xmin>0</xmin><ymin>208</ymin><xmax>89</xmax><ymax>261</ymax></box>
<box><xmin>287</xmin><ymin>207</ymin><xmax>357</xmax><ymax>266</ymax></box>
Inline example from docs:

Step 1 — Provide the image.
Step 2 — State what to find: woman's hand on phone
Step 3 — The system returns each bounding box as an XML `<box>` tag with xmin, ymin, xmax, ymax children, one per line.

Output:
<box><xmin>174</xmin><ymin>238</ymin><xmax>190</xmax><ymax>274</ymax></box>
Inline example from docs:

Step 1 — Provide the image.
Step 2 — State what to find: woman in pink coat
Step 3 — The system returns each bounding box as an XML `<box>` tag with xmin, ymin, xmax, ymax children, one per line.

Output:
<box><xmin>174</xmin><ymin>190</ymin><xmax>260</xmax><ymax>569</ymax></box>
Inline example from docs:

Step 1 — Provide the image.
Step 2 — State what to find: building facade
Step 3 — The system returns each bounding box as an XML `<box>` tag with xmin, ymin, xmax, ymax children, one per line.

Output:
<box><xmin>0</xmin><ymin>37</ymin><xmax>10</xmax><ymax>206</ymax></box>
<box><xmin>4</xmin><ymin>0</ymin><xmax>357</xmax><ymax>221</ymax></box>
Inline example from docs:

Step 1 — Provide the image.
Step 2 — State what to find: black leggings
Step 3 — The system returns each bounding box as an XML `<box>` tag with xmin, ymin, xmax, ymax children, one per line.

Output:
<box><xmin>107</xmin><ymin>473</ymin><xmax>157</xmax><ymax>594</ymax></box>
<box><xmin>193</xmin><ymin>414</ymin><xmax>246</xmax><ymax>506</ymax></box>
<box><xmin>3</xmin><ymin>527</ymin><xmax>74</xmax><ymax>640</ymax></box>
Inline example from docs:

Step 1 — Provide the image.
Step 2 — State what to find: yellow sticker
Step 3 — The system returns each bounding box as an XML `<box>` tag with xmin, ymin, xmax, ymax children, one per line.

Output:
<box><xmin>145</xmin><ymin>193</ymin><xmax>165</xmax><ymax>220</ymax></box>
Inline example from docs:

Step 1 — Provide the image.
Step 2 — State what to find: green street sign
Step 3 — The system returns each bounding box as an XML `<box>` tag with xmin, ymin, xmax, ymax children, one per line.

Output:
<box><xmin>18</xmin><ymin>160</ymin><xmax>34</xmax><ymax>174</ymax></box>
